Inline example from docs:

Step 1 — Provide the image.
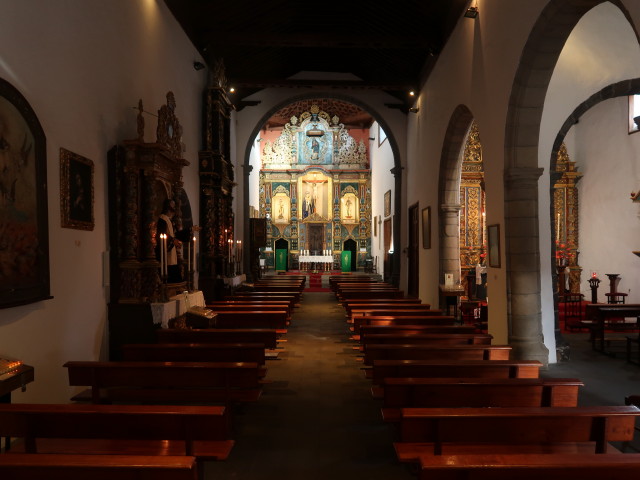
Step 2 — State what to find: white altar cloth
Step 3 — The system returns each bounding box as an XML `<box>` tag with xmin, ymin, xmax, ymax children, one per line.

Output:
<box><xmin>299</xmin><ymin>255</ymin><xmax>333</xmax><ymax>263</ymax></box>
<box><xmin>151</xmin><ymin>290</ymin><xmax>205</xmax><ymax>328</ymax></box>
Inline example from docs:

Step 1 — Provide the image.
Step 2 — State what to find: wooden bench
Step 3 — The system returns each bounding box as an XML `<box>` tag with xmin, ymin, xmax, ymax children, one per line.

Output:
<box><xmin>0</xmin><ymin>403</ymin><xmax>233</xmax><ymax>461</ymax></box>
<box><xmin>157</xmin><ymin>328</ymin><xmax>280</xmax><ymax>350</ymax></box>
<box><xmin>352</xmin><ymin>315</ymin><xmax>455</xmax><ymax>334</ymax></box>
<box><xmin>395</xmin><ymin>405</ymin><xmax>640</xmax><ymax>462</ymax></box>
<box><xmin>356</xmin><ymin>324</ymin><xmax>474</xmax><ymax>339</ymax></box>
<box><xmin>187</xmin><ymin>310</ymin><xmax>288</xmax><ymax>330</ymax></box>
<box><xmin>379</xmin><ymin>377</ymin><xmax>583</xmax><ymax>422</ymax></box>
<box><xmin>0</xmin><ymin>454</ymin><xmax>198</xmax><ymax>480</ymax></box>
<box><xmin>121</xmin><ymin>343</ymin><xmax>267</xmax><ymax>365</ymax></box>
<box><xmin>338</xmin><ymin>290</ymin><xmax>404</xmax><ymax>300</ymax></box>
<box><xmin>362</xmin><ymin>344</ymin><xmax>510</xmax><ymax>365</ymax></box>
<box><xmin>417</xmin><ymin>453</ymin><xmax>640</xmax><ymax>480</ymax></box>
<box><xmin>233</xmin><ymin>291</ymin><xmax>301</xmax><ymax>303</ymax></box>
<box><xmin>369</xmin><ymin>359</ymin><xmax>543</xmax><ymax>384</ymax></box>
<box><xmin>65</xmin><ymin>360</ymin><xmax>264</xmax><ymax>405</ymax></box>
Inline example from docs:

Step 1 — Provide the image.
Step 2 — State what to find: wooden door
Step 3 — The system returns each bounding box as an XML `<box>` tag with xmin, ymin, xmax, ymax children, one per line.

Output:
<box><xmin>408</xmin><ymin>203</ymin><xmax>419</xmax><ymax>297</ymax></box>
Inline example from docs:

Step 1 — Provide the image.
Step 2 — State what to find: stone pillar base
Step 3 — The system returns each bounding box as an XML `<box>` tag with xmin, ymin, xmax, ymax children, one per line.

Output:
<box><xmin>509</xmin><ymin>336</ymin><xmax>550</xmax><ymax>368</ymax></box>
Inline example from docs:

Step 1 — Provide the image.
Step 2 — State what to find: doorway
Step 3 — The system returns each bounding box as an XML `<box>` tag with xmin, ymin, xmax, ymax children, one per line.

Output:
<box><xmin>308</xmin><ymin>224</ymin><xmax>324</xmax><ymax>254</ymax></box>
<box><xmin>343</xmin><ymin>238</ymin><xmax>357</xmax><ymax>272</ymax></box>
<box><xmin>408</xmin><ymin>203</ymin><xmax>419</xmax><ymax>297</ymax></box>
<box><xmin>275</xmin><ymin>238</ymin><xmax>288</xmax><ymax>271</ymax></box>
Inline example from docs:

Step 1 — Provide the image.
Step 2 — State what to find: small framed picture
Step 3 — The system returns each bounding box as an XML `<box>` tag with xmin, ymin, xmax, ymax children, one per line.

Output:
<box><xmin>384</xmin><ymin>190</ymin><xmax>391</xmax><ymax>217</ymax></box>
<box><xmin>60</xmin><ymin>148</ymin><xmax>94</xmax><ymax>231</ymax></box>
<box><xmin>488</xmin><ymin>224</ymin><xmax>501</xmax><ymax>268</ymax></box>
<box><xmin>422</xmin><ymin>207</ymin><xmax>431</xmax><ymax>249</ymax></box>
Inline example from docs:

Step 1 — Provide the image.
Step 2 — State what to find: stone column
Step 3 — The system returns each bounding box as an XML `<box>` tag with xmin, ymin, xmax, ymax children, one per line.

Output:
<box><xmin>390</xmin><ymin>166</ymin><xmax>402</xmax><ymax>287</ymax></box>
<box><xmin>440</xmin><ymin>204</ymin><xmax>462</xmax><ymax>284</ymax></box>
<box><xmin>505</xmin><ymin>166</ymin><xmax>549</xmax><ymax>366</ymax></box>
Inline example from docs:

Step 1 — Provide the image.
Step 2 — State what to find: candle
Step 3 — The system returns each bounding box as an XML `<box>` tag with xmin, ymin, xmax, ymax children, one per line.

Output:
<box><xmin>187</xmin><ymin>241</ymin><xmax>190</xmax><ymax>274</ymax></box>
<box><xmin>556</xmin><ymin>213</ymin><xmax>560</xmax><ymax>242</ymax></box>
<box><xmin>192</xmin><ymin>236</ymin><xmax>197</xmax><ymax>272</ymax></box>
<box><xmin>159</xmin><ymin>234</ymin><xmax>164</xmax><ymax>276</ymax></box>
<box><xmin>163</xmin><ymin>234</ymin><xmax>168</xmax><ymax>277</ymax></box>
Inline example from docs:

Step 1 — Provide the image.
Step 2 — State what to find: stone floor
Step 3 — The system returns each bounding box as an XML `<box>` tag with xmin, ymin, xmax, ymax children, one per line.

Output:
<box><xmin>204</xmin><ymin>292</ymin><xmax>640</xmax><ymax>479</ymax></box>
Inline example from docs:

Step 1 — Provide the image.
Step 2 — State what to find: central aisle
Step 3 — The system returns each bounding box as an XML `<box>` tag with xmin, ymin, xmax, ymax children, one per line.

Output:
<box><xmin>204</xmin><ymin>291</ymin><xmax>413</xmax><ymax>479</ymax></box>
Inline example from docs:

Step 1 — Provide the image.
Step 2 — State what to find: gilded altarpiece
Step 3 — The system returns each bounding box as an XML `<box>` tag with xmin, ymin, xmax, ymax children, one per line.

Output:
<box><xmin>554</xmin><ymin>143</ymin><xmax>582</xmax><ymax>293</ymax></box>
<box><xmin>460</xmin><ymin>122</ymin><xmax>486</xmax><ymax>293</ymax></box>
<box><xmin>258</xmin><ymin>105</ymin><xmax>371</xmax><ymax>269</ymax></box>
<box><xmin>198</xmin><ymin>59</ymin><xmax>235</xmax><ymax>300</ymax></box>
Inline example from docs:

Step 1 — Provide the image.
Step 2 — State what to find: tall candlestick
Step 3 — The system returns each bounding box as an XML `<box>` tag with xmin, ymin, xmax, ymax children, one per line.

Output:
<box><xmin>159</xmin><ymin>234</ymin><xmax>164</xmax><ymax>276</ymax></box>
<box><xmin>163</xmin><ymin>234</ymin><xmax>168</xmax><ymax>277</ymax></box>
<box><xmin>556</xmin><ymin>213</ymin><xmax>560</xmax><ymax>242</ymax></box>
<box><xmin>187</xmin><ymin>241</ymin><xmax>190</xmax><ymax>275</ymax></box>
<box><xmin>192</xmin><ymin>236</ymin><xmax>197</xmax><ymax>272</ymax></box>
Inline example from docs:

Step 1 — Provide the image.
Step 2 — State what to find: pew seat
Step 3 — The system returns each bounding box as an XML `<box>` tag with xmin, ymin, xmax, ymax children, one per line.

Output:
<box><xmin>0</xmin><ymin>403</ymin><xmax>233</xmax><ymax>461</ymax></box>
<box><xmin>0</xmin><ymin>454</ymin><xmax>198</xmax><ymax>480</ymax></box>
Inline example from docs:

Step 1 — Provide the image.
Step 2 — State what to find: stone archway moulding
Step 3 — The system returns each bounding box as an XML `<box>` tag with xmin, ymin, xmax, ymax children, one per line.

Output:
<box><xmin>503</xmin><ymin>0</ymin><xmax>634</xmax><ymax>365</ymax></box>
<box><xmin>240</xmin><ymin>92</ymin><xmax>405</xmax><ymax>286</ymax></box>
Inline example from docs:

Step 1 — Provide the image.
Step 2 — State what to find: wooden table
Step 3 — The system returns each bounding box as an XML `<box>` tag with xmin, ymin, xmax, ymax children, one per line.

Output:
<box><xmin>584</xmin><ymin>303</ymin><xmax>640</xmax><ymax>354</ymax></box>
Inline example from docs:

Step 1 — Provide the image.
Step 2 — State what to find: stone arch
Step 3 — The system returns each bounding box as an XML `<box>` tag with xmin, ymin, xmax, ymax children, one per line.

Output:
<box><xmin>241</xmin><ymin>91</ymin><xmax>404</xmax><ymax>285</ymax></box>
<box><xmin>504</xmin><ymin>0</ymin><xmax>635</xmax><ymax>365</ymax></box>
<box><xmin>438</xmin><ymin>104</ymin><xmax>474</xmax><ymax>285</ymax></box>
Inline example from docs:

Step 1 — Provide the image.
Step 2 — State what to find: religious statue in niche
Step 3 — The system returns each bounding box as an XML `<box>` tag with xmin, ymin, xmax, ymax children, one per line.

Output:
<box><xmin>272</xmin><ymin>192</ymin><xmax>290</xmax><ymax>225</ymax></box>
<box><xmin>340</xmin><ymin>192</ymin><xmax>359</xmax><ymax>224</ymax></box>
<box><xmin>299</xmin><ymin>171</ymin><xmax>330</xmax><ymax>221</ymax></box>
<box><xmin>302</xmin><ymin>189</ymin><xmax>315</xmax><ymax>219</ymax></box>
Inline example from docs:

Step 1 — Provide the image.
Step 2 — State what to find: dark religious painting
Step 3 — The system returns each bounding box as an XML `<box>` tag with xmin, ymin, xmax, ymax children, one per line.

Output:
<box><xmin>0</xmin><ymin>77</ymin><xmax>51</xmax><ymax>308</ymax></box>
<box><xmin>60</xmin><ymin>148</ymin><xmax>94</xmax><ymax>230</ymax></box>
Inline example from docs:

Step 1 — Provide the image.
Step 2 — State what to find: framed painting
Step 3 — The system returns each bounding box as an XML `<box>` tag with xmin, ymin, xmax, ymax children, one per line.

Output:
<box><xmin>422</xmin><ymin>207</ymin><xmax>431</xmax><ymax>249</ymax></box>
<box><xmin>60</xmin><ymin>148</ymin><xmax>94</xmax><ymax>230</ymax></box>
<box><xmin>0</xmin><ymin>77</ymin><xmax>51</xmax><ymax>308</ymax></box>
<box><xmin>384</xmin><ymin>190</ymin><xmax>391</xmax><ymax>217</ymax></box>
<box><xmin>488</xmin><ymin>224</ymin><xmax>501</xmax><ymax>268</ymax></box>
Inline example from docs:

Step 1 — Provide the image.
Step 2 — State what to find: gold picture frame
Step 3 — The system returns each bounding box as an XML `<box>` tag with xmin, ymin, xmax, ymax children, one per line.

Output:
<box><xmin>60</xmin><ymin>148</ymin><xmax>94</xmax><ymax>231</ymax></box>
<box><xmin>384</xmin><ymin>190</ymin><xmax>391</xmax><ymax>217</ymax></box>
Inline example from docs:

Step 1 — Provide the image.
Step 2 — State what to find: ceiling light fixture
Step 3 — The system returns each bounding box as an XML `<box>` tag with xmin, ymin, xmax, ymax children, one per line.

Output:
<box><xmin>464</xmin><ymin>6</ymin><xmax>478</xmax><ymax>18</ymax></box>
<box><xmin>229</xmin><ymin>87</ymin><xmax>235</xmax><ymax>93</ymax></box>
<box><xmin>409</xmin><ymin>91</ymin><xmax>415</xmax><ymax>96</ymax></box>
<box><xmin>409</xmin><ymin>107</ymin><xmax>419</xmax><ymax>114</ymax></box>
<box><xmin>193</xmin><ymin>61</ymin><xmax>205</xmax><ymax>71</ymax></box>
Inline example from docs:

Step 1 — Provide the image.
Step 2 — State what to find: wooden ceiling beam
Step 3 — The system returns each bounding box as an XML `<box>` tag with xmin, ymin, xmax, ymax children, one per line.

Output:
<box><xmin>227</xmin><ymin>78</ymin><xmax>417</xmax><ymax>91</ymax></box>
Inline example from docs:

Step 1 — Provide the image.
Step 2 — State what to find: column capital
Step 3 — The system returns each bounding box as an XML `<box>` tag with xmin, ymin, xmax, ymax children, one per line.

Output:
<box><xmin>242</xmin><ymin>164</ymin><xmax>254</xmax><ymax>175</ymax></box>
<box><xmin>390</xmin><ymin>166</ymin><xmax>404</xmax><ymax>177</ymax></box>
<box><xmin>504</xmin><ymin>167</ymin><xmax>544</xmax><ymax>187</ymax></box>
<box><xmin>440</xmin><ymin>203</ymin><xmax>462</xmax><ymax>214</ymax></box>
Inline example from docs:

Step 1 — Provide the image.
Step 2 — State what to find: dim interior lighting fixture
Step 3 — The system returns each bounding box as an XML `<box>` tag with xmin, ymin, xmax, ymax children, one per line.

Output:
<box><xmin>409</xmin><ymin>107</ymin><xmax>419</xmax><ymax>114</ymax></box>
<box><xmin>229</xmin><ymin>87</ymin><xmax>236</xmax><ymax>93</ymax></box>
<box><xmin>409</xmin><ymin>91</ymin><xmax>415</xmax><ymax>96</ymax></box>
<box><xmin>464</xmin><ymin>6</ymin><xmax>478</xmax><ymax>18</ymax></box>
<box><xmin>193</xmin><ymin>61</ymin><xmax>205</xmax><ymax>71</ymax></box>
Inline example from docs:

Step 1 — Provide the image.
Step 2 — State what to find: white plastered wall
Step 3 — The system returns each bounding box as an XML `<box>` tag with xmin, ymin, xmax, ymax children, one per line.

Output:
<box><xmin>0</xmin><ymin>0</ymin><xmax>206</xmax><ymax>402</ymax></box>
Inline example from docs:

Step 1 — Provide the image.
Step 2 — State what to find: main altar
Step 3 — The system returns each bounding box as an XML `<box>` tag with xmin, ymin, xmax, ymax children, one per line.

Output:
<box><xmin>257</xmin><ymin>105</ymin><xmax>371</xmax><ymax>271</ymax></box>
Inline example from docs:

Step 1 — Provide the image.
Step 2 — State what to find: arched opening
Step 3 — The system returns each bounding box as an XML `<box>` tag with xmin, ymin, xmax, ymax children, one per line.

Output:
<box><xmin>505</xmin><ymin>0</ymin><xmax>639</xmax><ymax>364</ymax></box>
<box><xmin>274</xmin><ymin>238</ymin><xmax>289</xmax><ymax>272</ymax></box>
<box><xmin>241</xmin><ymin>94</ymin><xmax>404</xmax><ymax>283</ymax></box>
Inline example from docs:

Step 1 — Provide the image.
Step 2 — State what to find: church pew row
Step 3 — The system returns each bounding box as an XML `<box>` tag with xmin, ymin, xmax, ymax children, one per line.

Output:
<box><xmin>378</xmin><ymin>377</ymin><xmax>583</xmax><ymax>422</ymax></box>
<box><xmin>343</xmin><ymin>299</ymin><xmax>423</xmax><ymax>316</ymax></box>
<box><xmin>367</xmin><ymin>359</ymin><xmax>544</xmax><ymax>384</ymax></box>
<box><xmin>0</xmin><ymin>454</ymin><xmax>198</xmax><ymax>480</ymax></box>
<box><xmin>121</xmin><ymin>343</ymin><xmax>267</xmax><ymax>365</ymax></box>
<box><xmin>157</xmin><ymin>328</ymin><xmax>280</xmax><ymax>350</ymax></box>
<box><xmin>352</xmin><ymin>315</ymin><xmax>456</xmax><ymax>334</ymax></box>
<box><xmin>186</xmin><ymin>310</ymin><xmax>288</xmax><ymax>330</ymax></box>
<box><xmin>354</xmin><ymin>324</ymin><xmax>474</xmax><ymax>341</ymax></box>
<box><xmin>417</xmin><ymin>453</ymin><xmax>640</xmax><ymax>480</ymax></box>
<box><xmin>394</xmin><ymin>405</ymin><xmax>640</xmax><ymax>462</ymax></box>
<box><xmin>231</xmin><ymin>291</ymin><xmax>302</xmax><ymax>303</ymax></box>
<box><xmin>208</xmin><ymin>301</ymin><xmax>292</xmax><ymax>318</ymax></box>
<box><xmin>64</xmin><ymin>361</ymin><xmax>265</xmax><ymax>405</ymax></box>
<box><xmin>345</xmin><ymin>304</ymin><xmax>434</xmax><ymax>321</ymax></box>
<box><xmin>338</xmin><ymin>290</ymin><xmax>405</xmax><ymax>300</ymax></box>
<box><xmin>362</xmin><ymin>343</ymin><xmax>510</xmax><ymax>365</ymax></box>
<box><xmin>0</xmin><ymin>403</ymin><xmax>233</xmax><ymax>462</ymax></box>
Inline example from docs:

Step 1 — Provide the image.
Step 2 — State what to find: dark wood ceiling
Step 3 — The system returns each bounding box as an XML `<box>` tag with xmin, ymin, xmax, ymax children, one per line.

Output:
<box><xmin>164</xmin><ymin>0</ymin><xmax>470</xmax><ymax>109</ymax></box>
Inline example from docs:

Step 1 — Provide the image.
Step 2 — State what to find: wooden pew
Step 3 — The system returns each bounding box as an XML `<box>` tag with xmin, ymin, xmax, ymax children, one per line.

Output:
<box><xmin>65</xmin><ymin>361</ymin><xmax>264</xmax><ymax>405</ymax></box>
<box><xmin>379</xmin><ymin>377</ymin><xmax>583</xmax><ymax>422</ymax></box>
<box><xmin>225</xmin><ymin>295</ymin><xmax>297</xmax><ymax>309</ymax></box>
<box><xmin>157</xmin><ymin>328</ymin><xmax>279</xmax><ymax>350</ymax></box>
<box><xmin>352</xmin><ymin>315</ymin><xmax>455</xmax><ymax>334</ymax></box>
<box><xmin>0</xmin><ymin>403</ymin><xmax>233</xmax><ymax>461</ymax></box>
<box><xmin>351</xmin><ymin>309</ymin><xmax>445</xmax><ymax>320</ymax></box>
<box><xmin>418</xmin><ymin>453</ymin><xmax>640</xmax><ymax>480</ymax></box>
<box><xmin>338</xmin><ymin>290</ymin><xmax>404</xmax><ymax>300</ymax></box>
<box><xmin>233</xmin><ymin>291</ymin><xmax>301</xmax><ymax>303</ymax></box>
<box><xmin>369</xmin><ymin>359</ymin><xmax>544</xmax><ymax>384</ymax></box>
<box><xmin>362</xmin><ymin>344</ymin><xmax>509</xmax><ymax>365</ymax></box>
<box><xmin>121</xmin><ymin>343</ymin><xmax>267</xmax><ymax>365</ymax></box>
<box><xmin>0</xmin><ymin>454</ymin><xmax>198</xmax><ymax>480</ymax></box>
<box><xmin>358</xmin><ymin>324</ymin><xmax>474</xmax><ymax>337</ymax></box>
<box><xmin>395</xmin><ymin>405</ymin><xmax>640</xmax><ymax>462</ymax></box>
<box><xmin>187</xmin><ymin>310</ymin><xmax>288</xmax><ymax>330</ymax></box>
